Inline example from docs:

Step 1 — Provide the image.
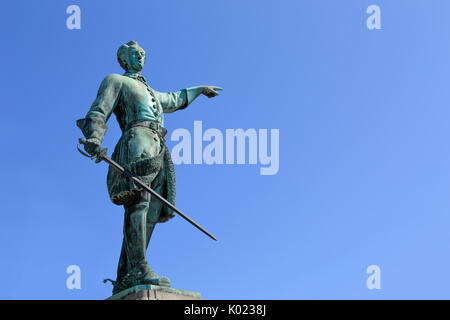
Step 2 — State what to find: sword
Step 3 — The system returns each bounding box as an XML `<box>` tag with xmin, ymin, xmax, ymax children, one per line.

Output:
<box><xmin>77</xmin><ymin>138</ymin><xmax>217</xmax><ymax>241</ymax></box>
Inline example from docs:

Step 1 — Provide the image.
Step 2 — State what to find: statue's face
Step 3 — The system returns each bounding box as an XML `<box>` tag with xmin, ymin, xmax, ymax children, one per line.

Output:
<box><xmin>129</xmin><ymin>46</ymin><xmax>145</xmax><ymax>71</ymax></box>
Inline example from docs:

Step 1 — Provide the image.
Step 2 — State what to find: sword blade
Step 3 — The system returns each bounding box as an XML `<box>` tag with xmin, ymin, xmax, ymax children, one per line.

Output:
<box><xmin>100</xmin><ymin>151</ymin><xmax>217</xmax><ymax>241</ymax></box>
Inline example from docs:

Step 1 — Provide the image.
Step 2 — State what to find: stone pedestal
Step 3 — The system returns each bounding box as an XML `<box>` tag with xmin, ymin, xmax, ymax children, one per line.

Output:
<box><xmin>106</xmin><ymin>284</ymin><xmax>203</xmax><ymax>300</ymax></box>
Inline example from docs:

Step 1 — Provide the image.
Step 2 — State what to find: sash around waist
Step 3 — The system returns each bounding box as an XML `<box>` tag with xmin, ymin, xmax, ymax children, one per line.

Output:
<box><xmin>124</xmin><ymin>120</ymin><xmax>168</xmax><ymax>139</ymax></box>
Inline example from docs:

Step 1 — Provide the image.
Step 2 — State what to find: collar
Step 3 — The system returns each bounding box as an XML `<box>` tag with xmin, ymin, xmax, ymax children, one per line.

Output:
<box><xmin>124</xmin><ymin>71</ymin><xmax>149</xmax><ymax>85</ymax></box>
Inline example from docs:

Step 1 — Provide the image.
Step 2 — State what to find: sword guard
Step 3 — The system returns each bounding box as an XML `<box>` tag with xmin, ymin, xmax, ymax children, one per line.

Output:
<box><xmin>77</xmin><ymin>138</ymin><xmax>107</xmax><ymax>163</ymax></box>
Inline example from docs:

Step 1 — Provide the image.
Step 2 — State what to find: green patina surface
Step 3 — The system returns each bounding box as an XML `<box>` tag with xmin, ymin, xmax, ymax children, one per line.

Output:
<box><xmin>77</xmin><ymin>41</ymin><xmax>221</xmax><ymax>295</ymax></box>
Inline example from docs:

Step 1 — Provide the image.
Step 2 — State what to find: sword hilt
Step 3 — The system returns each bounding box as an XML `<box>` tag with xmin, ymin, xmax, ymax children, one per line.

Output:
<box><xmin>77</xmin><ymin>138</ymin><xmax>107</xmax><ymax>163</ymax></box>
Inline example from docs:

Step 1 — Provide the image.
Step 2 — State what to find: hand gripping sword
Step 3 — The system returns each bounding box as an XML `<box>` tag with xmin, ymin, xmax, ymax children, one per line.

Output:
<box><xmin>77</xmin><ymin>138</ymin><xmax>217</xmax><ymax>241</ymax></box>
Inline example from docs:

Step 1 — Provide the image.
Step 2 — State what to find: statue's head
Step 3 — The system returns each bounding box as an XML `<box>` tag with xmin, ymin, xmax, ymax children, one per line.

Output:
<box><xmin>117</xmin><ymin>40</ymin><xmax>146</xmax><ymax>72</ymax></box>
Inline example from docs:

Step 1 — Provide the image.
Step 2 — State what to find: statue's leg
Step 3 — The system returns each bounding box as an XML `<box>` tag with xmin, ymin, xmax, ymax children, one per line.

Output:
<box><xmin>120</xmin><ymin>193</ymin><xmax>162</xmax><ymax>283</ymax></box>
<box><xmin>127</xmin><ymin>194</ymin><xmax>154</xmax><ymax>269</ymax></box>
<box><xmin>112</xmin><ymin>195</ymin><xmax>150</xmax><ymax>294</ymax></box>
<box><xmin>116</xmin><ymin>199</ymin><xmax>147</xmax><ymax>284</ymax></box>
<box><xmin>145</xmin><ymin>181</ymin><xmax>164</xmax><ymax>250</ymax></box>
<box><xmin>142</xmin><ymin>170</ymin><xmax>171</xmax><ymax>287</ymax></box>
<box><xmin>115</xmin><ymin>228</ymin><xmax>128</xmax><ymax>284</ymax></box>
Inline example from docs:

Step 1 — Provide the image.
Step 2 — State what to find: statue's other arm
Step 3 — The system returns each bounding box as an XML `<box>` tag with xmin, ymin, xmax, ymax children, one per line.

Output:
<box><xmin>76</xmin><ymin>74</ymin><xmax>123</xmax><ymax>154</ymax></box>
<box><xmin>154</xmin><ymin>86</ymin><xmax>222</xmax><ymax>114</ymax></box>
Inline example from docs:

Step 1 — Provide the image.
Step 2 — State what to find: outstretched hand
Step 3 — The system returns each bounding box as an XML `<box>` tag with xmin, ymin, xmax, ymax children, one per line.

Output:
<box><xmin>202</xmin><ymin>86</ymin><xmax>223</xmax><ymax>98</ymax></box>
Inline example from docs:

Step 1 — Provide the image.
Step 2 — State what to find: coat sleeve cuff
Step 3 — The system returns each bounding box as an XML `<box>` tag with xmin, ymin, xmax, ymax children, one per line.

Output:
<box><xmin>183</xmin><ymin>86</ymin><xmax>204</xmax><ymax>108</ymax></box>
<box><xmin>76</xmin><ymin>118</ymin><xmax>108</xmax><ymax>142</ymax></box>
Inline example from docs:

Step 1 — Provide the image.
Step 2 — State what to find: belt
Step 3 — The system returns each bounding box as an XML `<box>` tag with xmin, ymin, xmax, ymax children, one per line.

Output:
<box><xmin>125</xmin><ymin>120</ymin><xmax>168</xmax><ymax>139</ymax></box>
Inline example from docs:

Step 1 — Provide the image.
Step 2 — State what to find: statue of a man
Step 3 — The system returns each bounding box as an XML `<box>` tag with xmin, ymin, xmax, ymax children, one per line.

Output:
<box><xmin>76</xmin><ymin>40</ymin><xmax>221</xmax><ymax>294</ymax></box>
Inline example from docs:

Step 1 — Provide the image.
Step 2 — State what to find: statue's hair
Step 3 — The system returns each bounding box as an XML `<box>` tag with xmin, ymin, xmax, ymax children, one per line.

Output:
<box><xmin>117</xmin><ymin>40</ymin><xmax>145</xmax><ymax>70</ymax></box>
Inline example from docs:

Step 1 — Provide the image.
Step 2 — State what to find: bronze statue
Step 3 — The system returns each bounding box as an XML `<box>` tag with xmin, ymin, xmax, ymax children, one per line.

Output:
<box><xmin>76</xmin><ymin>40</ymin><xmax>221</xmax><ymax>295</ymax></box>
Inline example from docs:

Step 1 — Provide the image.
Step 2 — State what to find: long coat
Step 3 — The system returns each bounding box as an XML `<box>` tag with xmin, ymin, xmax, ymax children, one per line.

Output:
<box><xmin>77</xmin><ymin>72</ymin><xmax>203</xmax><ymax>222</ymax></box>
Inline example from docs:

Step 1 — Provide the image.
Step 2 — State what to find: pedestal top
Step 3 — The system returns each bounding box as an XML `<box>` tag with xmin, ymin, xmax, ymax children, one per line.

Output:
<box><xmin>106</xmin><ymin>284</ymin><xmax>202</xmax><ymax>300</ymax></box>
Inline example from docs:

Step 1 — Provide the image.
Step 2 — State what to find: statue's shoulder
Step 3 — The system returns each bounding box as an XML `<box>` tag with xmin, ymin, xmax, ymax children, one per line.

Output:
<box><xmin>101</xmin><ymin>73</ymin><xmax>125</xmax><ymax>85</ymax></box>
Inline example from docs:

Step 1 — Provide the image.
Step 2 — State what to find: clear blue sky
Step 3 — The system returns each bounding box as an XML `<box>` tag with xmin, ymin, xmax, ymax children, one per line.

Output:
<box><xmin>1</xmin><ymin>0</ymin><xmax>450</xmax><ymax>299</ymax></box>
